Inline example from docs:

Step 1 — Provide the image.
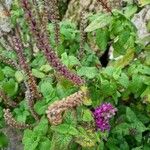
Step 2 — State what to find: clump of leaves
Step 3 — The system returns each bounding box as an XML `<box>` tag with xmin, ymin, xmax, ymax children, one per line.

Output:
<box><xmin>0</xmin><ymin>0</ymin><xmax>149</xmax><ymax>150</ymax></box>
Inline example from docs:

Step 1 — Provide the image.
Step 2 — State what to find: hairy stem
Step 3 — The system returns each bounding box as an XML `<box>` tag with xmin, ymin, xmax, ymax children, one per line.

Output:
<box><xmin>21</xmin><ymin>0</ymin><xmax>85</xmax><ymax>86</ymax></box>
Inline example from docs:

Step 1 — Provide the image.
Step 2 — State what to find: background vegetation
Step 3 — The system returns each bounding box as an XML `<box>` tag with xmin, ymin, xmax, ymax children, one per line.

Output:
<box><xmin>0</xmin><ymin>0</ymin><xmax>150</xmax><ymax>150</ymax></box>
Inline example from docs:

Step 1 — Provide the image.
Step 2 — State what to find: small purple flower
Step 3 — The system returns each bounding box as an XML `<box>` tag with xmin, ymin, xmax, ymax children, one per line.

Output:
<box><xmin>92</xmin><ymin>103</ymin><xmax>117</xmax><ymax>132</ymax></box>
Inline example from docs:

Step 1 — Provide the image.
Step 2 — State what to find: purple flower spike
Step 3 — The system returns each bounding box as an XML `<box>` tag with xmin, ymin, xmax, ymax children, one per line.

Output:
<box><xmin>92</xmin><ymin>103</ymin><xmax>117</xmax><ymax>132</ymax></box>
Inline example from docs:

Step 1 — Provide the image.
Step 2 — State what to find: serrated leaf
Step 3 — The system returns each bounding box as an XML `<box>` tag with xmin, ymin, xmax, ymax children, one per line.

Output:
<box><xmin>82</xmin><ymin>109</ymin><xmax>93</xmax><ymax>122</ymax></box>
<box><xmin>40</xmin><ymin>64</ymin><xmax>52</xmax><ymax>73</ymax></box>
<box><xmin>33</xmin><ymin>117</ymin><xmax>48</xmax><ymax>136</ymax></box>
<box><xmin>131</xmin><ymin>122</ymin><xmax>147</xmax><ymax>133</ymax></box>
<box><xmin>51</xmin><ymin>133</ymin><xmax>72</xmax><ymax>150</ymax></box>
<box><xmin>63</xmin><ymin>110</ymin><xmax>77</xmax><ymax>126</ymax></box>
<box><xmin>0</xmin><ymin>69</ymin><xmax>4</xmax><ymax>81</ymax></box>
<box><xmin>77</xmin><ymin>67</ymin><xmax>98</xmax><ymax>79</ymax></box>
<box><xmin>96</xmin><ymin>28</ymin><xmax>109</xmax><ymax>51</ymax></box>
<box><xmin>16</xmin><ymin>110</ymin><xmax>30</xmax><ymax>123</ymax></box>
<box><xmin>34</xmin><ymin>99</ymin><xmax>48</xmax><ymax>115</ymax></box>
<box><xmin>2</xmin><ymin>66</ymin><xmax>15</xmax><ymax>77</ymax></box>
<box><xmin>32</xmin><ymin>69</ymin><xmax>45</xmax><ymax>78</ymax></box>
<box><xmin>129</xmin><ymin>74</ymin><xmax>145</xmax><ymax>96</ymax></box>
<box><xmin>126</xmin><ymin>107</ymin><xmax>138</xmax><ymax>122</ymax></box>
<box><xmin>38</xmin><ymin>137</ymin><xmax>51</xmax><ymax>150</ymax></box>
<box><xmin>2</xmin><ymin>79</ymin><xmax>18</xmax><ymax>96</ymax></box>
<box><xmin>118</xmin><ymin>73</ymin><xmax>129</xmax><ymax>88</ymax></box>
<box><xmin>51</xmin><ymin>124</ymin><xmax>79</xmax><ymax>136</ymax></box>
<box><xmin>112</xmin><ymin>123</ymin><xmax>130</xmax><ymax>135</ymax></box>
<box><xmin>68</xmin><ymin>56</ymin><xmax>80</xmax><ymax>67</ymax></box>
<box><xmin>61</xmin><ymin>53</ymin><xmax>80</xmax><ymax>68</ymax></box>
<box><xmin>141</xmin><ymin>86</ymin><xmax>150</xmax><ymax>103</ymax></box>
<box><xmin>0</xmin><ymin>132</ymin><xmax>9</xmax><ymax>148</ymax></box>
<box><xmin>15</xmin><ymin>71</ymin><xmax>24</xmax><ymax>83</ymax></box>
<box><xmin>112</xmin><ymin>49</ymin><xmax>135</xmax><ymax>69</ymax></box>
<box><xmin>139</xmin><ymin>0</ymin><xmax>150</xmax><ymax>6</ymax></box>
<box><xmin>75</xmin><ymin>128</ymin><xmax>97</xmax><ymax>147</ymax></box>
<box><xmin>23</xmin><ymin>129</ymin><xmax>40</xmax><ymax>150</ymax></box>
<box><xmin>40</xmin><ymin>81</ymin><xmax>56</xmax><ymax>100</ymax></box>
<box><xmin>85</xmin><ymin>14</ymin><xmax>112</xmax><ymax>32</ymax></box>
<box><xmin>124</xmin><ymin>5</ymin><xmax>138</xmax><ymax>18</ymax></box>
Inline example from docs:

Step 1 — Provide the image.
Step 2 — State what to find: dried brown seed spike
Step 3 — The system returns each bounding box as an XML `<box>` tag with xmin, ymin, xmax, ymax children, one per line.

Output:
<box><xmin>44</xmin><ymin>0</ymin><xmax>60</xmax><ymax>45</ymax></box>
<box><xmin>46</xmin><ymin>88</ymin><xmax>88</xmax><ymax>125</ymax></box>
<box><xmin>78</xmin><ymin>11</ymin><xmax>87</xmax><ymax>59</ymax></box>
<box><xmin>97</xmin><ymin>0</ymin><xmax>112</xmax><ymax>13</ymax></box>
<box><xmin>0</xmin><ymin>54</ymin><xmax>17</xmax><ymax>69</ymax></box>
<box><xmin>0</xmin><ymin>90</ymin><xmax>18</xmax><ymax>108</ymax></box>
<box><xmin>25</xmin><ymin>86</ymin><xmax>40</xmax><ymax>121</ymax></box>
<box><xmin>21</xmin><ymin>0</ymin><xmax>85</xmax><ymax>86</ymax></box>
<box><xmin>3</xmin><ymin>109</ymin><xmax>32</xmax><ymax>129</ymax></box>
<box><xmin>12</xmin><ymin>33</ymin><xmax>41</xmax><ymax>100</ymax></box>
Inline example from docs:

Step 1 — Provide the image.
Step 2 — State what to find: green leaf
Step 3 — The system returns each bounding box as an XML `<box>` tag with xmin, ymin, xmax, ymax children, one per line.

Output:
<box><xmin>61</xmin><ymin>52</ymin><xmax>80</xmax><ymax>68</ymax></box>
<box><xmin>129</xmin><ymin>74</ymin><xmax>145</xmax><ymax>96</ymax></box>
<box><xmin>51</xmin><ymin>133</ymin><xmax>72</xmax><ymax>150</ymax></box>
<box><xmin>113</xmin><ymin>32</ymin><xmax>132</xmax><ymax>55</ymax></box>
<box><xmin>112</xmin><ymin>68</ymin><xmax>122</xmax><ymax>80</ymax></box>
<box><xmin>96</xmin><ymin>28</ymin><xmax>109</xmax><ymax>51</ymax></box>
<box><xmin>0</xmin><ymin>107</ymin><xmax>3</xmax><ymax>118</ymax></box>
<box><xmin>112</xmin><ymin>123</ymin><xmax>130</xmax><ymax>136</ymax></box>
<box><xmin>38</xmin><ymin>137</ymin><xmax>51</xmax><ymax>150</ymax></box>
<box><xmin>34</xmin><ymin>99</ymin><xmax>48</xmax><ymax>115</ymax></box>
<box><xmin>33</xmin><ymin>117</ymin><xmax>48</xmax><ymax>136</ymax></box>
<box><xmin>0</xmin><ymin>132</ymin><xmax>9</xmax><ymax>148</ymax></box>
<box><xmin>124</xmin><ymin>5</ymin><xmax>138</xmax><ymax>18</ymax></box>
<box><xmin>2</xmin><ymin>66</ymin><xmax>15</xmax><ymax>77</ymax></box>
<box><xmin>112</xmin><ymin>49</ymin><xmax>135</xmax><ymax>69</ymax></box>
<box><xmin>141</xmin><ymin>86</ymin><xmax>150</xmax><ymax>103</ymax></box>
<box><xmin>77</xmin><ymin>67</ymin><xmax>98</xmax><ymax>79</ymax></box>
<box><xmin>97</xmin><ymin>141</ymin><xmax>104</xmax><ymax>150</ymax></box>
<box><xmin>100</xmin><ymin>79</ymin><xmax>117</xmax><ymax>96</ymax></box>
<box><xmin>61</xmin><ymin>52</ymin><xmax>69</xmax><ymax>66</ymax></box>
<box><xmin>32</xmin><ymin>69</ymin><xmax>45</xmax><ymax>78</ymax></box>
<box><xmin>85</xmin><ymin>14</ymin><xmax>112</xmax><ymax>32</ymax></box>
<box><xmin>16</xmin><ymin>110</ymin><xmax>30</xmax><ymax>123</ymax></box>
<box><xmin>2</xmin><ymin>79</ymin><xmax>18</xmax><ymax>96</ymax></box>
<box><xmin>138</xmin><ymin>65</ymin><xmax>150</xmax><ymax>75</ymax></box>
<box><xmin>131</xmin><ymin>146</ymin><xmax>143</xmax><ymax>150</ymax></box>
<box><xmin>31</xmin><ymin>53</ymin><xmax>47</xmax><ymax>68</ymax></box>
<box><xmin>131</xmin><ymin>122</ymin><xmax>147</xmax><ymax>133</ymax></box>
<box><xmin>51</xmin><ymin>124</ymin><xmax>79</xmax><ymax>136</ymax></box>
<box><xmin>139</xmin><ymin>0</ymin><xmax>150</xmax><ymax>6</ymax></box>
<box><xmin>23</xmin><ymin>129</ymin><xmax>40</xmax><ymax>150</ymax></box>
<box><xmin>23</xmin><ymin>119</ymin><xmax>49</xmax><ymax>149</ymax></box>
<box><xmin>56</xmin><ymin>83</ymin><xmax>68</xmax><ymax>99</ymax></box>
<box><xmin>60</xmin><ymin>21</ymin><xmax>77</xmax><ymax>40</ymax></box>
<box><xmin>75</xmin><ymin>127</ymin><xmax>97</xmax><ymax>147</ymax></box>
<box><xmin>106</xmin><ymin>138</ymin><xmax>120</xmax><ymax>150</ymax></box>
<box><xmin>68</xmin><ymin>56</ymin><xmax>80</xmax><ymax>67</ymax></box>
<box><xmin>118</xmin><ymin>73</ymin><xmax>129</xmax><ymax>88</ymax></box>
<box><xmin>40</xmin><ymin>64</ymin><xmax>52</xmax><ymax>73</ymax></box>
<box><xmin>126</xmin><ymin>107</ymin><xmax>138</xmax><ymax>122</ymax></box>
<box><xmin>0</xmin><ymin>69</ymin><xmax>4</xmax><ymax>81</ymax></box>
<box><xmin>82</xmin><ymin>109</ymin><xmax>93</xmax><ymax>122</ymax></box>
<box><xmin>40</xmin><ymin>81</ymin><xmax>55</xmax><ymax>99</ymax></box>
<box><xmin>15</xmin><ymin>71</ymin><xmax>24</xmax><ymax>83</ymax></box>
<box><xmin>63</xmin><ymin>110</ymin><xmax>77</xmax><ymax>126</ymax></box>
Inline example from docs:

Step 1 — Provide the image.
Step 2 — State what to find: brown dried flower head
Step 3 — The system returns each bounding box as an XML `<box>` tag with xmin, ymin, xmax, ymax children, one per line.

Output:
<box><xmin>3</xmin><ymin>109</ymin><xmax>32</xmax><ymax>129</ymax></box>
<box><xmin>0</xmin><ymin>90</ymin><xmax>18</xmax><ymax>107</ymax></box>
<box><xmin>46</xmin><ymin>87</ymin><xmax>88</xmax><ymax>125</ymax></box>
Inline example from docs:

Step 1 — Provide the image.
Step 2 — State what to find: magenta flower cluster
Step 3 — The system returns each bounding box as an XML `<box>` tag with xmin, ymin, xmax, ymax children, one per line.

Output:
<box><xmin>93</xmin><ymin>103</ymin><xmax>117</xmax><ymax>132</ymax></box>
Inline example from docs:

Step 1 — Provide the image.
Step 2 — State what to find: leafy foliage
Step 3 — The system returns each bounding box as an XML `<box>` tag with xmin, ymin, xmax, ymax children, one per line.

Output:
<box><xmin>0</xmin><ymin>1</ymin><xmax>149</xmax><ymax>150</ymax></box>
